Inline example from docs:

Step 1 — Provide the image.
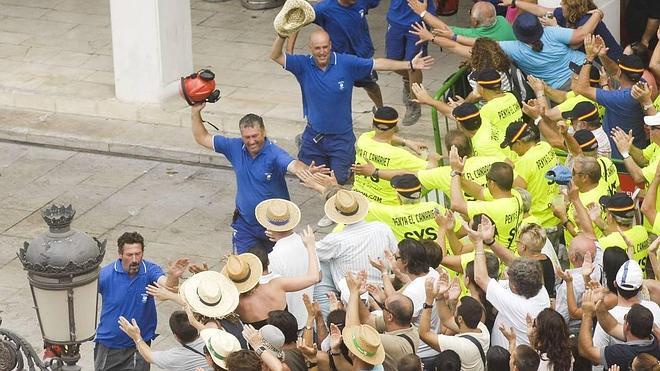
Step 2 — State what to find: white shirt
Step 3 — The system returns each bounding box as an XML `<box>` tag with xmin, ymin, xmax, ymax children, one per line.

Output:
<box><xmin>316</xmin><ymin>220</ymin><xmax>398</xmax><ymax>287</ymax></box>
<box><xmin>437</xmin><ymin>323</ymin><xmax>491</xmax><ymax>371</ymax></box>
<box><xmin>151</xmin><ymin>337</ymin><xmax>212</xmax><ymax>371</ymax></box>
<box><xmin>555</xmin><ymin>265</ymin><xmax>603</xmax><ymax>334</ymax></box>
<box><xmin>487</xmin><ymin>278</ymin><xmax>550</xmax><ymax>348</ymax></box>
<box><xmin>269</xmin><ymin>233</ymin><xmax>318</xmax><ymax>330</ymax></box>
<box><xmin>592</xmin><ymin>126</ymin><xmax>612</xmax><ymax>158</ymax></box>
<box><xmin>403</xmin><ymin>269</ymin><xmax>440</xmax><ymax>358</ymax></box>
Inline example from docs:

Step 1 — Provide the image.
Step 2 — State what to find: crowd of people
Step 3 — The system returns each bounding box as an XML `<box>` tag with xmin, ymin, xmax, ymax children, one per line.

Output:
<box><xmin>92</xmin><ymin>0</ymin><xmax>660</xmax><ymax>370</ymax></box>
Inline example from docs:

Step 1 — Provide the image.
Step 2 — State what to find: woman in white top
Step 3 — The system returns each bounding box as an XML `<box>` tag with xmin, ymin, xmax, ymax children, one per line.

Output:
<box><xmin>528</xmin><ymin>308</ymin><xmax>573</xmax><ymax>371</ymax></box>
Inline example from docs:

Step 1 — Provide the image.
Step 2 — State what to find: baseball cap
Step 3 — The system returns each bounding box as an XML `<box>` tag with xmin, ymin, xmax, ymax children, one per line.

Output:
<box><xmin>545</xmin><ymin>164</ymin><xmax>572</xmax><ymax>185</ymax></box>
<box><xmin>561</xmin><ymin>101</ymin><xmax>599</xmax><ymax>123</ymax></box>
<box><xmin>615</xmin><ymin>260</ymin><xmax>643</xmax><ymax>291</ymax></box>
<box><xmin>373</xmin><ymin>106</ymin><xmax>399</xmax><ymax>130</ymax></box>
<box><xmin>475</xmin><ymin>68</ymin><xmax>502</xmax><ymax>90</ymax></box>
<box><xmin>452</xmin><ymin>103</ymin><xmax>482</xmax><ymax>130</ymax></box>
<box><xmin>599</xmin><ymin>193</ymin><xmax>636</xmax><ymax>218</ymax></box>
<box><xmin>500</xmin><ymin>121</ymin><xmax>531</xmax><ymax>148</ymax></box>
<box><xmin>391</xmin><ymin>174</ymin><xmax>422</xmax><ymax>199</ymax></box>
<box><xmin>568</xmin><ymin>62</ymin><xmax>600</xmax><ymax>84</ymax></box>
<box><xmin>573</xmin><ymin>129</ymin><xmax>599</xmax><ymax>152</ymax></box>
<box><xmin>643</xmin><ymin>112</ymin><xmax>660</xmax><ymax>127</ymax></box>
<box><xmin>618</xmin><ymin>55</ymin><xmax>644</xmax><ymax>81</ymax></box>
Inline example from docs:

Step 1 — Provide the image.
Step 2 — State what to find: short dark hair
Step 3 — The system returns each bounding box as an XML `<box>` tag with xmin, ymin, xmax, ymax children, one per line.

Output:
<box><xmin>398</xmin><ymin>354</ymin><xmax>422</xmax><ymax>371</ymax></box>
<box><xmin>487</xmin><ymin>346</ymin><xmax>511</xmax><ymax>371</ymax></box>
<box><xmin>386</xmin><ymin>294</ymin><xmax>414</xmax><ymax>325</ymax></box>
<box><xmin>225</xmin><ymin>350</ymin><xmax>261</xmax><ymax>371</ymax></box>
<box><xmin>398</xmin><ymin>238</ymin><xmax>430</xmax><ymax>275</ymax></box>
<box><xmin>627</xmin><ymin>304</ymin><xmax>654</xmax><ymax>339</ymax></box>
<box><xmin>457</xmin><ymin>296</ymin><xmax>484</xmax><ymax>329</ymax></box>
<box><xmin>169</xmin><ymin>310</ymin><xmax>198</xmax><ymax>344</ymax></box>
<box><xmin>438</xmin><ymin>349</ymin><xmax>461</xmax><ymax>371</ymax></box>
<box><xmin>603</xmin><ymin>247</ymin><xmax>629</xmax><ymax>292</ymax></box>
<box><xmin>327</xmin><ymin>309</ymin><xmax>346</xmax><ymax>330</ymax></box>
<box><xmin>487</xmin><ymin>162</ymin><xmax>514</xmax><ymax>191</ymax></box>
<box><xmin>515</xmin><ymin>344</ymin><xmax>541</xmax><ymax>371</ymax></box>
<box><xmin>238</xmin><ymin>113</ymin><xmax>265</xmax><ymax>131</ymax></box>
<box><xmin>445</xmin><ymin>129</ymin><xmax>473</xmax><ymax>158</ymax></box>
<box><xmin>465</xmin><ymin>252</ymin><xmax>500</xmax><ymax>281</ymax></box>
<box><xmin>267</xmin><ymin>310</ymin><xmax>298</xmax><ymax>344</ymax></box>
<box><xmin>247</xmin><ymin>247</ymin><xmax>269</xmax><ymax>271</ymax></box>
<box><xmin>508</xmin><ymin>258</ymin><xmax>543</xmax><ymax>298</ymax></box>
<box><xmin>420</xmin><ymin>239</ymin><xmax>443</xmax><ymax>269</ymax></box>
<box><xmin>117</xmin><ymin>232</ymin><xmax>144</xmax><ymax>253</ymax></box>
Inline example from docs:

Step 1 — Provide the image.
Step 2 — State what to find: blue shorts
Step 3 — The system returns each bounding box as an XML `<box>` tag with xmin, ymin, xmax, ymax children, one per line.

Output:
<box><xmin>299</xmin><ymin>126</ymin><xmax>356</xmax><ymax>185</ymax></box>
<box><xmin>385</xmin><ymin>22</ymin><xmax>428</xmax><ymax>61</ymax></box>
<box><xmin>231</xmin><ymin>214</ymin><xmax>273</xmax><ymax>254</ymax></box>
<box><xmin>354</xmin><ymin>70</ymin><xmax>379</xmax><ymax>88</ymax></box>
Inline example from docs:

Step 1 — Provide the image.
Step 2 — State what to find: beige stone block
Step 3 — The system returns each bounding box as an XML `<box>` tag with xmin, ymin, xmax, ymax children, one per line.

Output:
<box><xmin>95</xmin><ymin>99</ymin><xmax>138</xmax><ymax>121</ymax></box>
<box><xmin>137</xmin><ymin>104</ymin><xmax>181</xmax><ymax>126</ymax></box>
<box><xmin>0</xmin><ymin>31</ymin><xmax>30</xmax><ymax>45</ymax></box>
<box><xmin>40</xmin><ymin>10</ymin><xmax>110</xmax><ymax>27</ymax></box>
<box><xmin>55</xmin><ymin>0</ymin><xmax>110</xmax><ymax>15</ymax></box>
<box><xmin>0</xmin><ymin>4</ymin><xmax>50</xmax><ymax>18</ymax></box>
<box><xmin>0</xmin><ymin>43</ymin><xmax>29</xmax><ymax>59</ymax></box>
<box><xmin>0</xmin><ymin>17</ymin><xmax>76</xmax><ymax>36</ymax></box>
<box><xmin>80</xmin><ymin>55</ymin><xmax>114</xmax><ymax>72</ymax></box>
<box><xmin>63</xmin><ymin>24</ymin><xmax>111</xmax><ymax>42</ymax></box>
<box><xmin>82</xmin><ymin>70</ymin><xmax>114</xmax><ymax>85</ymax></box>
<box><xmin>13</xmin><ymin>91</ymin><xmax>56</xmax><ymax>111</ymax></box>
<box><xmin>55</xmin><ymin>96</ymin><xmax>98</xmax><ymax>117</ymax></box>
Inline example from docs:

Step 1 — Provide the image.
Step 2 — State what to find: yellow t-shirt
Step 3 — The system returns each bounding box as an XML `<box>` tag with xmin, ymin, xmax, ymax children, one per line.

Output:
<box><xmin>353</xmin><ymin>131</ymin><xmax>428</xmax><ymax>205</ymax></box>
<box><xmin>366</xmin><ymin>201</ymin><xmax>461</xmax><ymax>241</ymax></box>
<box><xmin>479</xmin><ymin>93</ymin><xmax>522</xmax><ymax>137</ymax></box>
<box><xmin>654</xmin><ymin>214</ymin><xmax>660</xmax><ymax>234</ymax></box>
<box><xmin>641</xmin><ymin>143</ymin><xmax>659</xmax><ymax>232</ymax></box>
<box><xmin>467</xmin><ymin>196</ymin><xmax>523</xmax><ymax>250</ymax></box>
<box><xmin>599</xmin><ymin>226</ymin><xmax>650</xmax><ymax>277</ymax></box>
<box><xmin>514</xmin><ymin>141</ymin><xmax>561</xmax><ymax>228</ymax></box>
<box><xmin>471</xmin><ymin>120</ymin><xmax>508</xmax><ymax>160</ymax></box>
<box><xmin>564</xmin><ymin>184</ymin><xmax>608</xmax><ymax>246</ymax></box>
<box><xmin>556</xmin><ymin>91</ymin><xmax>605</xmax><ymax>120</ymax></box>
<box><xmin>417</xmin><ymin>157</ymin><xmax>503</xmax><ymax>201</ymax></box>
<box><xmin>596</xmin><ymin>156</ymin><xmax>619</xmax><ymax>196</ymax></box>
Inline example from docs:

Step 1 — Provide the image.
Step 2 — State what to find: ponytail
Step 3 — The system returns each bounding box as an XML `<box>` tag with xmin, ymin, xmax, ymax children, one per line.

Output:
<box><xmin>531</xmin><ymin>40</ymin><xmax>544</xmax><ymax>52</ymax></box>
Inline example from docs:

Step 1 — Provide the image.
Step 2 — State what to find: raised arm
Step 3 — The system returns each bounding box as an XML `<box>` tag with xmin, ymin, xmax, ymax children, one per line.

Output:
<box><xmin>273</xmin><ymin>226</ymin><xmax>321</xmax><ymax>292</ymax></box>
<box><xmin>650</xmin><ymin>26</ymin><xmax>660</xmax><ymax>81</ymax></box>
<box><xmin>578</xmin><ymin>290</ymin><xmax>602</xmax><ymax>365</ymax></box>
<box><xmin>407</xmin><ymin>0</ymin><xmax>449</xmax><ymax>30</ymax></box>
<box><xmin>612</xmin><ymin>128</ymin><xmax>647</xmax><ymax>184</ymax></box>
<box><xmin>574</xmin><ymin>35</ymin><xmax>599</xmax><ymax>101</ymax></box>
<box><xmin>345</xmin><ymin>272</ymin><xmax>365</xmax><ymax>327</ymax></box>
<box><xmin>419</xmin><ymin>276</ymin><xmax>442</xmax><ymax>350</ymax></box>
<box><xmin>595</xmin><ymin>298</ymin><xmax>625</xmax><ymax>341</ymax></box>
<box><xmin>568</xmin><ymin>183</ymin><xmax>596</xmax><ymax>239</ymax></box>
<box><xmin>270</xmin><ymin>35</ymin><xmax>287</xmax><ymax>67</ymax></box>
<box><xmin>448</xmin><ymin>146</ymin><xmax>468</xmax><ymax>216</ymax></box>
<box><xmin>191</xmin><ymin>103</ymin><xmax>214</xmax><ymax>150</ymax></box>
<box><xmin>119</xmin><ymin>317</ymin><xmax>155</xmax><ymax>364</ymax></box>
<box><xmin>641</xmin><ymin>163</ymin><xmax>660</xmax><ymax>225</ymax></box>
<box><xmin>374</xmin><ymin>51</ymin><xmax>435</xmax><ymax>71</ymax></box>
<box><xmin>569</xmin><ymin>10</ymin><xmax>604</xmax><ymax>46</ymax></box>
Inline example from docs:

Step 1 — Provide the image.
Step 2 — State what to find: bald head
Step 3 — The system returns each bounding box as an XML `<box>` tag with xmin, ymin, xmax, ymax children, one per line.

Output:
<box><xmin>471</xmin><ymin>2</ymin><xmax>496</xmax><ymax>27</ymax></box>
<box><xmin>308</xmin><ymin>29</ymin><xmax>332</xmax><ymax>67</ymax></box>
<box><xmin>385</xmin><ymin>294</ymin><xmax>414</xmax><ymax>325</ymax></box>
<box><xmin>569</xmin><ymin>235</ymin><xmax>597</xmax><ymax>267</ymax></box>
<box><xmin>309</xmin><ymin>29</ymin><xmax>330</xmax><ymax>45</ymax></box>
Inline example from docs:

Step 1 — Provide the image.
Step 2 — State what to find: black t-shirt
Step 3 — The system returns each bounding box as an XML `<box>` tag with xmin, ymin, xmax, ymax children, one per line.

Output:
<box><xmin>540</xmin><ymin>255</ymin><xmax>556</xmax><ymax>299</ymax></box>
<box><xmin>603</xmin><ymin>336</ymin><xmax>660</xmax><ymax>371</ymax></box>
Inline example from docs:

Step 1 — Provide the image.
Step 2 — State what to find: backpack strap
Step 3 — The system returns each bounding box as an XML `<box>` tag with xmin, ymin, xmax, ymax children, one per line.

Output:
<box><xmin>459</xmin><ymin>334</ymin><xmax>486</xmax><ymax>365</ymax></box>
<box><xmin>397</xmin><ymin>333</ymin><xmax>416</xmax><ymax>353</ymax></box>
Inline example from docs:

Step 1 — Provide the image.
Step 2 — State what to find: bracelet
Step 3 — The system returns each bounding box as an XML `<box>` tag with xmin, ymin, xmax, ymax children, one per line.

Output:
<box><xmin>419</xmin><ymin>10</ymin><xmax>427</xmax><ymax>18</ymax></box>
<box><xmin>643</xmin><ymin>103</ymin><xmax>654</xmax><ymax>111</ymax></box>
<box><xmin>304</xmin><ymin>325</ymin><xmax>313</xmax><ymax>331</ymax></box>
<box><xmin>306</xmin><ymin>362</ymin><xmax>318</xmax><ymax>368</ymax></box>
<box><xmin>331</xmin><ymin>352</ymin><xmax>341</xmax><ymax>356</ymax></box>
<box><xmin>370</xmin><ymin>168</ymin><xmax>380</xmax><ymax>182</ymax></box>
<box><xmin>483</xmin><ymin>239</ymin><xmax>495</xmax><ymax>246</ymax></box>
<box><xmin>409</xmin><ymin>60</ymin><xmax>415</xmax><ymax>71</ymax></box>
<box><xmin>562</xmin><ymin>220</ymin><xmax>570</xmax><ymax>228</ymax></box>
<box><xmin>451</xmin><ymin>34</ymin><xmax>458</xmax><ymax>42</ymax></box>
<box><xmin>602</xmin><ymin>84</ymin><xmax>609</xmax><ymax>88</ymax></box>
<box><xmin>620</xmin><ymin>151</ymin><xmax>630</xmax><ymax>159</ymax></box>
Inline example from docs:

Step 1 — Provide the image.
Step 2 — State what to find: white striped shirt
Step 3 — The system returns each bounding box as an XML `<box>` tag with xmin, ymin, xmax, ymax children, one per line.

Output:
<box><xmin>316</xmin><ymin>220</ymin><xmax>398</xmax><ymax>287</ymax></box>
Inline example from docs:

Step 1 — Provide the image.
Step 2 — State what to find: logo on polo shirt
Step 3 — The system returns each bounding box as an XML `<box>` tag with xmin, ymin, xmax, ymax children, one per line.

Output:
<box><xmin>141</xmin><ymin>293</ymin><xmax>148</xmax><ymax>303</ymax></box>
<box><xmin>359</xmin><ymin>9</ymin><xmax>365</xmax><ymax>18</ymax></box>
<box><xmin>338</xmin><ymin>81</ymin><xmax>345</xmax><ymax>90</ymax></box>
<box><xmin>265</xmin><ymin>172</ymin><xmax>272</xmax><ymax>181</ymax></box>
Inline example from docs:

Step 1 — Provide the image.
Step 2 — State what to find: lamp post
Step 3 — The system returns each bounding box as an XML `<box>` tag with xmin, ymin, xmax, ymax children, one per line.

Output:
<box><xmin>17</xmin><ymin>204</ymin><xmax>106</xmax><ymax>371</ymax></box>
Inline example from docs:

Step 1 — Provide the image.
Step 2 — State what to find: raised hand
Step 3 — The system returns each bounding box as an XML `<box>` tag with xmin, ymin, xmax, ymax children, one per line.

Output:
<box><xmin>405</xmin><ymin>139</ymin><xmax>428</xmax><ymax>155</ymax></box>
<box><xmin>368</xmin><ymin>255</ymin><xmax>388</xmax><ymax>273</ymax></box>
<box><xmin>366</xmin><ymin>283</ymin><xmax>385</xmax><ymax>304</ymax></box>
<box><xmin>425</xmin><ymin>276</ymin><xmax>438</xmax><ymax>302</ymax></box>
<box><xmin>411</xmin><ymin>83</ymin><xmax>435</xmax><ymax>106</ymax></box>
<box><xmin>410</xmin><ymin>23</ymin><xmax>434</xmax><ymax>45</ymax></box>
<box><xmin>449</xmin><ymin>145</ymin><xmax>465</xmax><ymax>172</ymax></box>
<box><xmin>499</xmin><ymin>323</ymin><xmax>517</xmax><ymax>344</ymax></box>
<box><xmin>522</xmin><ymin>99</ymin><xmax>542</xmax><ymax>119</ymax></box>
<box><xmin>447</xmin><ymin>276</ymin><xmax>461</xmax><ymax>301</ymax></box>
<box><xmin>631</xmin><ymin>81</ymin><xmax>652</xmax><ymax>102</ymax></box>
<box><xmin>555</xmin><ymin>266</ymin><xmax>573</xmax><ymax>283</ymax></box>
<box><xmin>411</xmin><ymin>51</ymin><xmax>435</xmax><ymax>70</ymax></box>
<box><xmin>329</xmin><ymin>323</ymin><xmax>343</xmax><ymax>351</ymax></box>
<box><xmin>118</xmin><ymin>316</ymin><xmax>142</xmax><ymax>341</ymax></box>
<box><xmin>300</xmin><ymin>225</ymin><xmax>316</xmax><ymax>249</ymax></box>
<box><xmin>351</xmin><ymin>161</ymin><xmax>376</xmax><ymax>177</ymax></box>
<box><xmin>610</xmin><ymin>127</ymin><xmax>633</xmax><ymax>154</ymax></box>
<box><xmin>581</xmin><ymin>251</ymin><xmax>594</xmax><ymax>278</ymax></box>
<box><xmin>146</xmin><ymin>282</ymin><xmax>177</xmax><ymax>301</ymax></box>
<box><xmin>308</xmin><ymin>160</ymin><xmax>331</xmax><ymax>175</ymax></box>
<box><xmin>188</xmin><ymin>262</ymin><xmax>209</xmax><ymax>274</ymax></box>
<box><xmin>581</xmin><ymin>289</ymin><xmax>596</xmax><ymax>314</ymax></box>
<box><xmin>327</xmin><ymin>292</ymin><xmax>343</xmax><ymax>311</ymax></box>
<box><xmin>302</xmin><ymin>293</ymin><xmax>318</xmax><ymax>319</ymax></box>
<box><xmin>584</xmin><ymin>34</ymin><xmax>601</xmax><ymax>60</ymax></box>
<box><xmin>526</xmin><ymin>75</ymin><xmax>545</xmax><ymax>93</ymax></box>
<box><xmin>242</xmin><ymin>324</ymin><xmax>264</xmax><ymax>349</ymax></box>
<box><xmin>406</xmin><ymin>0</ymin><xmax>428</xmax><ymax>15</ymax></box>
<box><xmin>167</xmin><ymin>258</ymin><xmax>190</xmax><ymax>278</ymax></box>
<box><xmin>297</xmin><ymin>337</ymin><xmax>318</xmax><ymax>363</ymax></box>
<box><xmin>594</xmin><ymin>35</ymin><xmax>609</xmax><ymax>58</ymax></box>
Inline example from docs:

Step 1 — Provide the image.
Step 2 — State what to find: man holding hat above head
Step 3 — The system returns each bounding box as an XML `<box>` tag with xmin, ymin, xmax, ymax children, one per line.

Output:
<box><xmin>313</xmin><ymin>189</ymin><xmax>397</xmax><ymax>316</ymax></box>
<box><xmin>255</xmin><ymin>198</ymin><xmax>319</xmax><ymax>331</ymax></box>
<box><xmin>352</xmin><ymin>106</ymin><xmax>440</xmax><ymax>206</ymax></box>
<box><xmin>575</xmin><ymin>36</ymin><xmax>649</xmax><ymax>159</ymax></box>
<box><xmin>271</xmin><ymin>29</ymin><xmax>434</xmax><ymax>186</ymax></box>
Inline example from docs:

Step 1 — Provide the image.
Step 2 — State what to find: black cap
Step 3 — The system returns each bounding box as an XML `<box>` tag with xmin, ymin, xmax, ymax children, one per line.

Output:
<box><xmin>452</xmin><ymin>103</ymin><xmax>481</xmax><ymax>130</ymax></box>
<box><xmin>373</xmin><ymin>106</ymin><xmax>399</xmax><ymax>130</ymax></box>
<box><xmin>618</xmin><ymin>55</ymin><xmax>645</xmax><ymax>81</ymax></box>
<box><xmin>599</xmin><ymin>193</ymin><xmax>636</xmax><ymax>218</ymax></box>
<box><xmin>390</xmin><ymin>174</ymin><xmax>422</xmax><ymax>199</ymax></box>
<box><xmin>573</xmin><ymin>129</ymin><xmax>599</xmax><ymax>152</ymax></box>
<box><xmin>475</xmin><ymin>68</ymin><xmax>502</xmax><ymax>89</ymax></box>
<box><xmin>500</xmin><ymin>121</ymin><xmax>531</xmax><ymax>148</ymax></box>
<box><xmin>561</xmin><ymin>101</ymin><xmax>599</xmax><ymax>123</ymax></box>
<box><xmin>568</xmin><ymin>61</ymin><xmax>600</xmax><ymax>84</ymax></box>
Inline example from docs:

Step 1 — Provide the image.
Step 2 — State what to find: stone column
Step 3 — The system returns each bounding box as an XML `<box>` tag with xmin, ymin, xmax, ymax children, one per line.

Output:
<box><xmin>109</xmin><ymin>0</ymin><xmax>193</xmax><ymax>103</ymax></box>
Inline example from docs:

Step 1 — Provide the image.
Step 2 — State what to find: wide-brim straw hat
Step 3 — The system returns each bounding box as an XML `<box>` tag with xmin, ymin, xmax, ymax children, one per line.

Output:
<box><xmin>255</xmin><ymin>198</ymin><xmax>301</xmax><ymax>232</ymax></box>
<box><xmin>273</xmin><ymin>0</ymin><xmax>315</xmax><ymax>37</ymax></box>
<box><xmin>324</xmin><ymin>190</ymin><xmax>369</xmax><ymax>225</ymax></box>
<box><xmin>179</xmin><ymin>271</ymin><xmax>239</xmax><ymax>319</ymax></box>
<box><xmin>342</xmin><ymin>324</ymin><xmax>385</xmax><ymax>365</ymax></box>
<box><xmin>200</xmin><ymin>328</ymin><xmax>242</xmax><ymax>369</ymax></box>
<box><xmin>221</xmin><ymin>253</ymin><xmax>263</xmax><ymax>293</ymax></box>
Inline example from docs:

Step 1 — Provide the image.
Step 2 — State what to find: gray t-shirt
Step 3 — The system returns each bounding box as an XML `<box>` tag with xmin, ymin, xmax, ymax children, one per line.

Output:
<box><xmin>151</xmin><ymin>337</ymin><xmax>212</xmax><ymax>371</ymax></box>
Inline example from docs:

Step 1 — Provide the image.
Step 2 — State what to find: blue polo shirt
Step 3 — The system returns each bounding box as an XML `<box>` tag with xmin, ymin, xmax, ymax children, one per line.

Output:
<box><xmin>314</xmin><ymin>0</ymin><xmax>378</xmax><ymax>58</ymax></box>
<box><xmin>95</xmin><ymin>259</ymin><xmax>164</xmax><ymax>348</ymax></box>
<box><xmin>213</xmin><ymin>135</ymin><xmax>293</xmax><ymax>225</ymax></box>
<box><xmin>596</xmin><ymin>88</ymin><xmax>649</xmax><ymax>159</ymax></box>
<box><xmin>387</xmin><ymin>0</ymin><xmax>435</xmax><ymax>28</ymax></box>
<box><xmin>285</xmin><ymin>52</ymin><xmax>373</xmax><ymax>134</ymax></box>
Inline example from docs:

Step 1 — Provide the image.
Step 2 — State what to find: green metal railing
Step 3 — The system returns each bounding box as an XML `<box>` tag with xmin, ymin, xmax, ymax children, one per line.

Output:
<box><xmin>430</xmin><ymin>66</ymin><xmax>469</xmax><ymax>163</ymax></box>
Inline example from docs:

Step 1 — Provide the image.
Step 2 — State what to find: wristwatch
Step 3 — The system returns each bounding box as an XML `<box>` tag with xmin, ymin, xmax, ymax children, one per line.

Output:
<box><xmin>450</xmin><ymin>170</ymin><xmax>462</xmax><ymax>177</ymax></box>
<box><xmin>255</xmin><ymin>345</ymin><xmax>268</xmax><ymax>356</ymax></box>
<box><xmin>583</xmin><ymin>59</ymin><xmax>593</xmax><ymax>65</ymax></box>
<box><xmin>423</xmin><ymin>302</ymin><xmax>434</xmax><ymax>310</ymax></box>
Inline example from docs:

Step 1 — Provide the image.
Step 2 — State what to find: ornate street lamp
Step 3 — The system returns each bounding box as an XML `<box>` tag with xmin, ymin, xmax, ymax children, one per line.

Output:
<box><xmin>17</xmin><ymin>204</ymin><xmax>106</xmax><ymax>371</ymax></box>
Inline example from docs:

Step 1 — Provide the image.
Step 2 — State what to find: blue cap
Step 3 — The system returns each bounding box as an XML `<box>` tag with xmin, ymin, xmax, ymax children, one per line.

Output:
<box><xmin>513</xmin><ymin>13</ymin><xmax>543</xmax><ymax>45</ymax></box>
<box><xmin>545</xmin><ymin>164</ymin><xmax>571</xmax><ymax>185</ymax></box>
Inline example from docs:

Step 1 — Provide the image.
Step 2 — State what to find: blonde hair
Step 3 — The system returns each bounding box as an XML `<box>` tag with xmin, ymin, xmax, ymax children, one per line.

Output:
<box><xmin>561</xmin><ymin>0</ymin><xmax>596</xmax><ymax>26</ymax></box>
<box><xmin>519</xmin><ymin>223</ymin><xmax>546</xmax><ymax>252</ymax></box>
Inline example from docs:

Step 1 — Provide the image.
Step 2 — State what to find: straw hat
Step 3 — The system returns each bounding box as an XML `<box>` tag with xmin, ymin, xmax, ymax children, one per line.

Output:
<box><xmin>200</xmin><ymin>328</ymin><xmax>241</xmax><ymax>369</ymax></box>
<box><xmin>255</xmin><ymin>198</ymin><xmax>301</xmax><ymax>232</ymax></box>
<box><xmin>324</xmin><ymin>190</ymin><xmax>369</xmax><ymax>225</ymax></box>
<box><xmin>342</xmin><ymin>324</ymin><xmax>385</xmax><ymax>365</ymax></box>
<box><xmin>221</xmin><ymin>253</ymin><xmax>263</xmax><ymax>293</ymax></box>
<box><xmin>273</xmin><ymin>0</ymin><xmax>315</xmax><ymax>37</ymax></box>
<box><xmin>179</xmin><ymin>271</ymin><xmax>239</xmax><ymax>319</ymax></box>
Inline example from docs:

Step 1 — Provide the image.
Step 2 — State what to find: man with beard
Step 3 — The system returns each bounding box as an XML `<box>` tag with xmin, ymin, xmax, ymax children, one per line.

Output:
<box><xmin>94</xmin><ymin>232</ymin><xmax>189</xmax><ymax>371</ymax></box>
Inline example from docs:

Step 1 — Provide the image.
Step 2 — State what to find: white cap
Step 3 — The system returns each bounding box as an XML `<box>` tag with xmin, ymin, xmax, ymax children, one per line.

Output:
<box><xmin>643</xmin><ymin>112</ymin><xmax>660</xmax><ymax>127</ymax></box>
<box><xmin>615</xmin><ymin>260</ymin><xmax>643</xmax><ymax>291</ymax></box>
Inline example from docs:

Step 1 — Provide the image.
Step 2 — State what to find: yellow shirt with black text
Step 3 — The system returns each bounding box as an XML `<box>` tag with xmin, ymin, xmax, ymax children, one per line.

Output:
<box><xmin>514</xmin><ymin>141</ymin><xmax>560</xmax><ymax>228</ymax></box>
<box><xmin>599</xmin><ymin>226</ymin><xmax>650</xmax><ymax>277</ymax></box>
<box><xmin>367</xmin><ymin>201</ymin><xmax>461</xmax><ymax>241</ymax></box>
<box><xmin>479</xmin><ymin>93</ymin><xmax>522</xmax><ymax>140</ymax></box>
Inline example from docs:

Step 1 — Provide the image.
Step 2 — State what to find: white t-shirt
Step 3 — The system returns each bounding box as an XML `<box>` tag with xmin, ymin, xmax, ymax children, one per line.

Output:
<box><xmin>593</xmin><ymin>300</ymin><xmax>660</xmax><ymax>348</ymax></box>
<box><xmin>437</xmin><ymin>322</ymin><xmax>490</xmax><ymax>371</ymax></box>
<box><xmin>555</xmin><ymin>265</ymin><xmax>603</xmax><ymax>334</ymax></box>
<box><xmin>151</xmin><ymin>337</ymin><xmax>212</xmax><ymax>371</ymax></box>
<box><xmin>487</xmin><ymin>278</ymin><xmax>551</xmax><ymax>348</ymax></box>
<box><xmin>592</xmin><ymin>126</ymin><xmax>612</xmax><ymax>158</ymax></box>
<box><xmin>269</xmin><ymin>233</ymin><xmax>318</xmax><ymax>330</ymax></box>
<box><xmin>403</xmin><ymin>269</ymin><xmax>440</xmax><ymax>358</ymax></box>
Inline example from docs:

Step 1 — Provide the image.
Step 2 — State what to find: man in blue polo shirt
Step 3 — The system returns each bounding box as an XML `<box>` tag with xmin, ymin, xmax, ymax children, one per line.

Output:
<box><xmin>288</xmin><ymin>0</ymin><xmax>383</xmax><ymax>109</ymax></box>
<box><xmin>271</xmin><ymin>29</ymin><xmax>434</xmax><ymax>186</ymax></box>
<box><xmin>574</xmin><ymin>35</ymin><xmax>649</xmax><ymax>159</ymax></box>
<box><xmin>191</xmin><ymin>103</ymin><xmax>316</xmax><ymax>253</ymax></box>
<box><xmin>95</xmin><ymin>232</ymin><xmax>189</xmax><ymax>371</ymax></box>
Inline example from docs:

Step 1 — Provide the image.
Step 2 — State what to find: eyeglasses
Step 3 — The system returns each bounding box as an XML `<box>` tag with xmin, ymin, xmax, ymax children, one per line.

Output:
<box><xmin>394</xmin><ymin>254</ymin><xmax>402</xmax><ymax>261</ymax></box>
